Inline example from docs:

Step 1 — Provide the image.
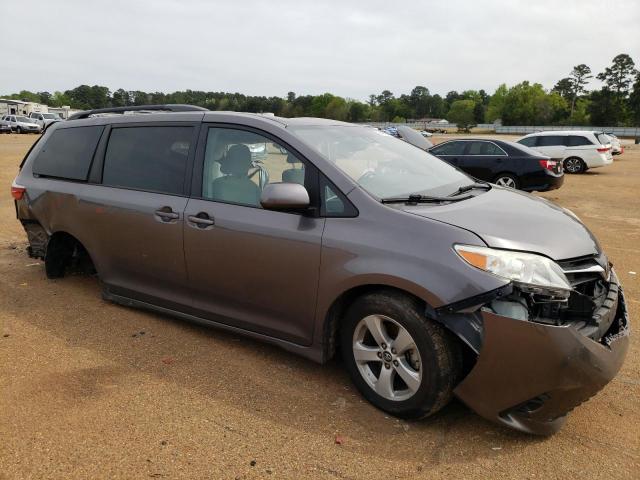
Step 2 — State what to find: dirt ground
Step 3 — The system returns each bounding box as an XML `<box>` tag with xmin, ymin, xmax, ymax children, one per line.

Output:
<box><xmin>0</xmin><ymin>133</ymin><xmax>638</xmax><ymax>479</ymax></box>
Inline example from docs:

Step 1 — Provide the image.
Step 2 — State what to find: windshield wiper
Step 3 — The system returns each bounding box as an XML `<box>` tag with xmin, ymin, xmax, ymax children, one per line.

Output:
<box><xmin>381</xmin><ymin>193</ymin><xmax>473</xmax><ymax>204</ymax></box>
<box><xmin>451</xmin><ymin>182</ymin><xmax>492</xmax><ymax>195</ymax></box>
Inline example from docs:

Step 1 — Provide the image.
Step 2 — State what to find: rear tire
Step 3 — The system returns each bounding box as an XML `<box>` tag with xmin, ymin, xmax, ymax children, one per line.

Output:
<box><xmin>494</xmin><ymin>173</ymin><xmax>519</xmax><ymax>189</ymax></box>
<box><xmin>563</xmin><ymin>157</ymin><xmax>586</xmax><ymax>174</ymax></box>
<box><xmin>340</xmin><ymin>290</ymin><xmax>462</xmax><ymax>419</ymax></box>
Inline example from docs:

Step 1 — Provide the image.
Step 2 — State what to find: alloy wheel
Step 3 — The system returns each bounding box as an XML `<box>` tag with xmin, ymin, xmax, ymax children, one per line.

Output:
<box><xmin>564</xmin><ymin>158</ymin><xmax>583</xmax><ymax>173</ymax></box>
<box><xmin>352</xmin><ymin>314</ymin><xmax>422</xmax><ymax>401</ymax></box>
<box><xmin>495</xmin><ymin>176</ymin><xmax>517</xmax><ymax>188</ymax></box>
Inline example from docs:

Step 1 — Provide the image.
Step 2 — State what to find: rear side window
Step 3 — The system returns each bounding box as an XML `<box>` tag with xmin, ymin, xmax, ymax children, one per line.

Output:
<box><xmin>537</xmin><ymin>135</ymin><xmax>566</xmax><ymax>147</ymax></box>
<box><xmin>103</xmin><ymin>126</ymin><xmax>193</xmax><ymax>195</ymax></box>
<box><xmin>567</xmin><ymin>136</ymin><xmax>593</xmax><ymax>147</ymax></box>
<box><xmin>32</xmin><ymin>126</ymin><xmax>104</xmax><ymax>180</ymax></box>
<box><xmin>467</xmin><ymin>141</ymin><xmax>506</xmax><ymax>156</ymax></box>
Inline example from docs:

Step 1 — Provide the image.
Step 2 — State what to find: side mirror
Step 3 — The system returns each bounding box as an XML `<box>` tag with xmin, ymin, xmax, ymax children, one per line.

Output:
<box><xmin>260</xmin><ymin>182</ymin><xmax>310</xmax><ymax>210</ymax></box>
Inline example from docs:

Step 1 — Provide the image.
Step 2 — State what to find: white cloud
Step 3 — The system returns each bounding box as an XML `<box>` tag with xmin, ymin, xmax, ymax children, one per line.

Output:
<box><xmin>1</xmin><ymin>0</ymin><xmax>638</xmax><ymax>100</ymax></box>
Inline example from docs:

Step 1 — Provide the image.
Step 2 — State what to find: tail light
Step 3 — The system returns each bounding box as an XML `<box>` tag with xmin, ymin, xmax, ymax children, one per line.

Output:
<box><xmin>597</xmin><ymin>147</ymin><xmax>610</xmax><ymax>153</ymax></box>
<box><xmin>538</xmin><ymin>159</ymin><xmax>557</xmax><ymax>171</ymax></box>
<box><xmin>11</xmin><ymin>181</ymin><xmax>25</xmax><ymax>200</ymax></box>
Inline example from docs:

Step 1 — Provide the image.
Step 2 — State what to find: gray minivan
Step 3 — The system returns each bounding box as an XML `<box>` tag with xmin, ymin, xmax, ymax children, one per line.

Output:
<box><xmin>12</xmin><ymin>105</ymin><xmax>629</xmax><ymax>435</ymax></box>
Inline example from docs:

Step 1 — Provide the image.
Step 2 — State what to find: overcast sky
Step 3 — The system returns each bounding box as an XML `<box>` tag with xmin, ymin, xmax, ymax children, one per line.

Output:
<box><xmin>2</xmin><ymin>0</ymin><xmax>639</xmax><ymax>100</ymax></box>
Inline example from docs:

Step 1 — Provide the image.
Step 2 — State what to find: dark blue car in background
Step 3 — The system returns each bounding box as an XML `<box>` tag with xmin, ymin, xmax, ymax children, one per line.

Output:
<box><xmin>429</xmin><ymin>138</ymin><xmax>564</xmax><ymax>191</ymax></box>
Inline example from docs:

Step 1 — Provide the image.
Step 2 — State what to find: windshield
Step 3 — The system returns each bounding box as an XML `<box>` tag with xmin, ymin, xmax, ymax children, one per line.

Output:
<box><xmin>42</xmin><ymin>113</ymin><xmax>57</xmax><ymax>119</ymax></box>
<box><xmin>16</xmin><ymin>116</ymin><xmax>31</xmax><ymax>122</ymax></box>
<box><xmin>289</xmin><ymin>125</ymin><xmax>470</xmax><ymax>198</ymax></box>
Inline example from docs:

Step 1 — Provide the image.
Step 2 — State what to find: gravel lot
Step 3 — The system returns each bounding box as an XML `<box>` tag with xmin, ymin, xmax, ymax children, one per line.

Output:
<box><xmin>0</xmin><ymin>133</ymin><xmax>638</xmax><ymax>479</ymax></box>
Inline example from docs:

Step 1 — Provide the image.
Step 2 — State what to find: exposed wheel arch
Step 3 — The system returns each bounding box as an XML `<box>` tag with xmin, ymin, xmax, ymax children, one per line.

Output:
<box><xmin>340</xmin><ymin>289</ymin><xmax>463</xmax><ymax>418</ymax></box>
<box><xmin>322</xmin><ymin>285</ymin><xmax>429</xmax><ymax>362</ymax></box>
<box><xmin>45</xmin><ymin>231</ymin><xmax>96</xmax><ymax>279</ymax></box>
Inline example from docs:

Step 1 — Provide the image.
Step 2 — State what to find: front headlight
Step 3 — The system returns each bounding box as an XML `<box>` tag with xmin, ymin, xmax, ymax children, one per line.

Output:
<box><xmin>455</xmin><ymin>244</ymin><xmax>571</xmax><ymax>298</ymax></box>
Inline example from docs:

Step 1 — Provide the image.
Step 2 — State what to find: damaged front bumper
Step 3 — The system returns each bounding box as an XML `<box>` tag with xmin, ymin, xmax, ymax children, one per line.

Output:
<box><xmin>451</xmin><ymin>275</ymin><xmax>630</xmax><ymax>435</ymax></box>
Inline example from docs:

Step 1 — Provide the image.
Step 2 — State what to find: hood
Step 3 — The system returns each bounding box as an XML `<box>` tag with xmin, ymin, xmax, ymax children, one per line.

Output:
<box><xmin>401</xmin><ymin>187</ymin><xmax>600</xmax><ymax>261</ymax></box>
<box><xmin>397</xmin><ymin>126</ymin><xmax>433</xmax><ymax>150</ymax></box>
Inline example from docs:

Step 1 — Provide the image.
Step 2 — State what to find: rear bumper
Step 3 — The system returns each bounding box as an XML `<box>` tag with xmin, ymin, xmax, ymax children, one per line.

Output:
<box><xmin>586</xmin><ymin>154</ymin><xmax>613</xmax><ymax>168</ymax></box>
<box><xmin>454</xmin><ymin>278</ymin><xmax>630</xmax><ymax>435</ymax></box>
<box><xmin>522</xmin><ymin>171</ymin><xmax>564</xmax><ymax>192</ymax></box>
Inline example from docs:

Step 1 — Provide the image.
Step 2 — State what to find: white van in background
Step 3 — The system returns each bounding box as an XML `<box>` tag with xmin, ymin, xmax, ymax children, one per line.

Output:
<box><xmin>517</xmin><ymin>131</ymin><xmax>613</xmax><ymax>174</ymax></box>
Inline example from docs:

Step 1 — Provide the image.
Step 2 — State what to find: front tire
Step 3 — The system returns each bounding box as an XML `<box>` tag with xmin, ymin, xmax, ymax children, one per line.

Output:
<box><xmin>563</xmin><ymin>157</ymin><xmax>586</xmax><ymax>174</ymax></box>
<box><xmin>340</xmin><ymin>290</ymin><xmax>462</xmax><ymax>419</ymax></box>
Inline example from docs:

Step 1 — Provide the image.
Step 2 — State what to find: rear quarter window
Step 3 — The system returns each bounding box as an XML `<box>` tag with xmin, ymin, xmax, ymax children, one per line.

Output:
<box><xmin>518</xmin><ymin>137</ymin><xmax>537</xmax><ymax>147</ymax></box>
<box><xmin>32</xmin><ymin>126</ymin><xmax>104</xmax><ymax>181</ymax></box>
<box><xmin>567</xmin><ymin>136</ymin><xmax>593</xmax><ymax>147</ymax></box>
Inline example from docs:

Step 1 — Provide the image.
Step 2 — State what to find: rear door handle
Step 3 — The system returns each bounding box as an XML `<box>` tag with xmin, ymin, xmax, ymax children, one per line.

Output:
<box><xmin>188</xmin><ymin>212</ymin><xmax>215</xmax><ymax>228</ymax></box>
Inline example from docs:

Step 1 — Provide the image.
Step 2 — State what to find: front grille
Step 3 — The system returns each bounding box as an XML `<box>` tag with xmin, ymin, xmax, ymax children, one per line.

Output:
<box><xmin>531</xmin><ymin>254</ymin><xmax>617</xmax><ymax>342</ymax></box>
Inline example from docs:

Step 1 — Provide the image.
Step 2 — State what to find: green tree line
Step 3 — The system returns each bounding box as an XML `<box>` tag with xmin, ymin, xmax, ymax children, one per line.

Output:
<box><xmin>4</xmin><ymin>54</ymin><xmax>639</xmax><ymax>126</ymax></box>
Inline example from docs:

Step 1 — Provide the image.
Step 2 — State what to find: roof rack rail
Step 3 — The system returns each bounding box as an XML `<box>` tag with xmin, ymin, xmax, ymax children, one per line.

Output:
<box><xmin>67</xmin><ymin>104</ymin><xmax>208</xmax><ymax>120</ymax></box>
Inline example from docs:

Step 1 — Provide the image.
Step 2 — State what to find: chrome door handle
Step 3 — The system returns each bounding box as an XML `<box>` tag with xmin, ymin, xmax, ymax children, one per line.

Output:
<box><xmin>188</xmin><ymin>213</ymin><xmax>215</xmax><ymax>228</ymax></box>
<box><xmin>155</xmin><ymin>207</ymin><xmax>180</xmax><ymax>222</ymax></box>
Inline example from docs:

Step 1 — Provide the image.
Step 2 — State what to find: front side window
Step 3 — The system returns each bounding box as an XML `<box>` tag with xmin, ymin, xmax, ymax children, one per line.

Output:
<box><xmin>319</xmin><ymin>176</ymin><xmax>357</xmax><ymax>217</ymax></box>
<box><xmin>430</xmin><ymin>141</ymin><xmax>467</xmax><ymax>156</ymax></box>
<box><xmin>103</xmin><ymin>126</ymin><xmax>193</xmax><ymax>195</ymax></box>
<box><xmin>290</xmin><ymin>125</ymin><xmax>469</xmax><ymax>199</ymax></box>
<box><xmin>201</xmin><ymin>127</ymin><xmax>307</xmax><ymax>208</ymax></box>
